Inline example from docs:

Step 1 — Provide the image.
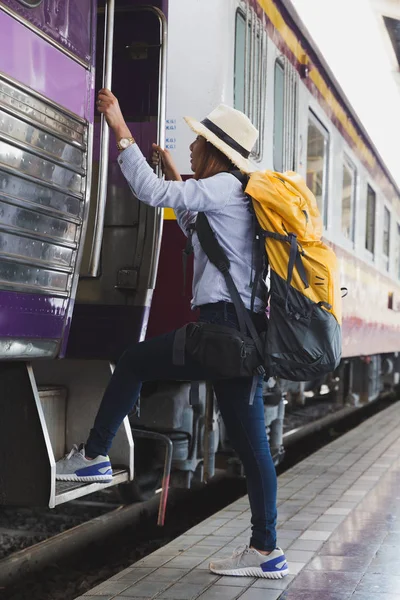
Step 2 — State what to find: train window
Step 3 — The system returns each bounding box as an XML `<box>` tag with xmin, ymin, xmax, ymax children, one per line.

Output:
<box><xmin>306</xmin><ymin>113</ymin><xmax>329</xmax><ymax>226</ymax></box>
<box><xmin>234</xmin><ymin>8</ymin><xmax>267</xmax><ymax>160</ymax></box>
<box><xmin>273</xmin><ymin>60</ymin><xmax>285</xmax><ymax>172</ymax></box>
<box><xmin>234</xmin><ymin>11</ymin><xmax>247</xmax><ymax>113</ymax></box>
<box><xmin>272</xmin><ymin>57</ymin><xmax>298</xmax><ymax>171</ymax></box>
<box><xmin>341</xmin><ymin>157</ymin><xmax>356</xmax><ymax>241</ymax></box>
<box><xmin>365</xmin><ymin>185</ymin><xmax>376</xmax><ymax>254</ymax></box>
<box><xmin>383</xmin><ymin>206</ymin><xmax>391</xmax><ymax>260</ymax></box>
<box><xmin>17</xmin><ymin>0</ymin><xmax>43</xmax><ymax>6</ymax></box>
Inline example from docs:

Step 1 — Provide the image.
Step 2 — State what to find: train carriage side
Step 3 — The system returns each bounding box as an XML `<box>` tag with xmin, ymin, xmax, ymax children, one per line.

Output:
<box><xmin>145</xmin><ymin>0</ymin><xmax>400</xmax><ymax>459</ymax></box>
<box><xmin>0</xmin><ymin>0</ymin><xmax>100</xmax><ymax>507</ymax></box>
<box><xmin>1</xmin><ymin>0</ymin><xmax>400</xmax><ymax>511</ymax></box>
<box><xmin>0</xmin><ymin>0</ymin><xmax>171</xmax><ymax>507</ymax></box>
<box><xmin>270</xmin><ymin>0</ymin><xmax>400</xmax><ymax>402</ymax></box>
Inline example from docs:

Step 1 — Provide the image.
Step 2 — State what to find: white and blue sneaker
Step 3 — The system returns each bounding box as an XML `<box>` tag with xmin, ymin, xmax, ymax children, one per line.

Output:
<box><xmin>209</xmin><ymin>545</ymin><xmax>288</xmax><ymax>578</ymax></box>
<box><xmin>56</xmin><ymin>444</ymin><xmax>113</xmax><ymax>483</ymax></box>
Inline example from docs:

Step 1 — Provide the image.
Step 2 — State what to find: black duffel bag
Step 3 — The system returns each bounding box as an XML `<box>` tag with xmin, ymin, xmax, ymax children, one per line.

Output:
<box><xmin>173</xmin><ymin>321</ymin><xmax>264</xmax><ymax>379</ymax></box>
<box><xmin>172</xmin><ymin>212</ymin><xmax>266</xmax><ymax>379</ymax></box>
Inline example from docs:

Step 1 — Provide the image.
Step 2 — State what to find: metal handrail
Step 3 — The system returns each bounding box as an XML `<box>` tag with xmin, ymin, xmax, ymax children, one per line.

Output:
<box><xmin>244</xmin><ymin>2</ymin><xmax>250</xmax><ymax>115</ymax></box>
<box><xmin>131</xmin><ymin>428</ymin><xmax>173</xmax><ymax>526</ymax></box>
<box><xmin>147</xmin><ymin>6</ymin><xmax>167</xmax><ymax>291</ymax></box>
<box><xmin>88</xmin><ymin>0</ymin><xmax>115</xmax><ymax>277</ymax></box>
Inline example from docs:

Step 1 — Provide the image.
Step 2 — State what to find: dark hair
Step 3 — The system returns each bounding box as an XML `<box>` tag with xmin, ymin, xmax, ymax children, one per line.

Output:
<box><xmin>194</xmin><ymin>138</ymin><xmax>236</xmax><ymax>180</ymax></box>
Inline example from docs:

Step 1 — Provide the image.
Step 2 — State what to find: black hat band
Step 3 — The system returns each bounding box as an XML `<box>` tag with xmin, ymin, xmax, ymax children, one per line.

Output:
<box><xmin>201</xmin><ymin>118</ymin><xmax>250</xmax><ymax>159</ymax></box>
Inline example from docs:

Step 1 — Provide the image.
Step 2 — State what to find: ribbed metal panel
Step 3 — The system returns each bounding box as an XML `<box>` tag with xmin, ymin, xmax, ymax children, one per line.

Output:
<box><xmin>0</xmin><ymin>74</ymin><xmax>87</xmax><ymax>296</ymax></box>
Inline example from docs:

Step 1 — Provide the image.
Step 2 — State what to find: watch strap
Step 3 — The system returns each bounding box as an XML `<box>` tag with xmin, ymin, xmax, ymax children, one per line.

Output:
<box><xmin>117</xmin><ymin>137</ymin><xmax>135</xmax><ymax>151</ymax></box>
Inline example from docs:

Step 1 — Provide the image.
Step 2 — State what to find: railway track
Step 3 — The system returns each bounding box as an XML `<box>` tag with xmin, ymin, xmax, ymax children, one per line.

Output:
<box><xmin>0</xmin><ymin>492</ymin><xmax>122</xmax><ymax>561</ymax></box>
<box><xmin>0</xmin><ymin>394</ymin><xmax>396</xmax><ymax>600</ymax></box>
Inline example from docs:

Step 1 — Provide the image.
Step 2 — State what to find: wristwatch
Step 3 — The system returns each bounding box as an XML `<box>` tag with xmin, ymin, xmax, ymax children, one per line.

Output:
<box><xmin>117</xmin><ymin>137</ymin><xmax>135</xmax><ymax>151</ymax></box>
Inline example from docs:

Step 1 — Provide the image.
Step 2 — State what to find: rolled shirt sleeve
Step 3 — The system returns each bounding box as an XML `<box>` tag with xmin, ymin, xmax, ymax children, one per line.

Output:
<box><xmin>174</xmin><ymin>208</ymin><xmax>197</xmax><ymax>237</ymax></box>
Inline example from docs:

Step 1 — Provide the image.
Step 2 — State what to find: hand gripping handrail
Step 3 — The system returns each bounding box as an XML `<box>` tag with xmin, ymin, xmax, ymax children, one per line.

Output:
<box><xmin>88</xmin><ymin>0</ymin><xmax>115</xmax><ymax>277</ymax></box>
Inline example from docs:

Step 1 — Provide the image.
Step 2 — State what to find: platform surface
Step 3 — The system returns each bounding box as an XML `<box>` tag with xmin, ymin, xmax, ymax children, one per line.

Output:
<box><xmin>76</xmin><ymin>401</ymin><xmax>400</xmax><ymax>600</ymax></box>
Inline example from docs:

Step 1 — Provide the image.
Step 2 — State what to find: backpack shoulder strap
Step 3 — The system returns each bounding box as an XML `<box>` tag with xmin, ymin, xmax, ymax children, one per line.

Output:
<box><xmin>230</xmin><ymin>169</ymin><xmax>249</xmax><ymax>190</ymax></box>
<box><xmin>195</xmin><ymin>212</ymin><xmax>231</xmax><ymax>274</ymax></box>
<box><xmin>230</xmin><ymin>170</ymin><xmax>268</xmax><ymax>312</ymax></box>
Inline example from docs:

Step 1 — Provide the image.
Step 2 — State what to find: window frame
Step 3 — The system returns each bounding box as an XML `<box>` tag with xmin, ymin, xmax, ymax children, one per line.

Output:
<box><xmin>273</xmin><ymin>58</ymin><xmax>285</xmax><ymax>173</ymax></box>
<box><xmin>234</xmin><ymin>7</ymin><xmax>267</xmax><ymax>161</ymax></box>
<box><xmin>17</xmin><ymin>0</ymin><xmax>43</xmax><ymax>6</ymax></box>
<box><xmin>306</xmin><ymin>111</ymin><xmax>330</xmax><ymax>228</ymax></box>
<box><xmin>341</xmin><ymin>154</ymin><xmax>357</xmax><ymax>243</ymax></box>
<box><xmin>365</xmin><ymin>183</ymin><xmax>376</xmax><ymax>256</ymax></box>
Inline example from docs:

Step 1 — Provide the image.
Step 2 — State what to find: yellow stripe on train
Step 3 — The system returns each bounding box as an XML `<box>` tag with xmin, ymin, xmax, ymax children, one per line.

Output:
<box><xmin>164</xmin><ymin>208</ymin><xmax>176</xmax><ymax>220</ymax></box>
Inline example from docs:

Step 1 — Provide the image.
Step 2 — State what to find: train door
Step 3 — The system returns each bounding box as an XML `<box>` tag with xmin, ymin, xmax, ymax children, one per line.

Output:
<box><xmin>69</xmin><ymin>2</ymin><xmax>167</xmax><ymax>361</ymax></box>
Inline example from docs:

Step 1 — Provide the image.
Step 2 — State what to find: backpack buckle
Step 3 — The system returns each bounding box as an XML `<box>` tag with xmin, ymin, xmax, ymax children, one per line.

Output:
<box><xmin>254</xmin><ymin>364</ymin><xmax>266</xmax><ymax>376</ymax></box>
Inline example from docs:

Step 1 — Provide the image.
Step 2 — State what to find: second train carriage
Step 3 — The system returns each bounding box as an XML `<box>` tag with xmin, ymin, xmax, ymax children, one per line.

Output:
<box><xmin>0</xmin><ymin>0</ymin><xmax>399</xmax><ymax>508</ymax></box>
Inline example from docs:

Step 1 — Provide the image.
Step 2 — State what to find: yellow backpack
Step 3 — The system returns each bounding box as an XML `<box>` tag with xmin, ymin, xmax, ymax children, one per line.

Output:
<box><xmin>189</xmin><ymin>170</ymin><xmax>342</xmax><ymax>382</ymax></box>
<box><xmin>245</xmin><ymin>169</ymin><xmax>342</xmax><ymax>380</ymax></box>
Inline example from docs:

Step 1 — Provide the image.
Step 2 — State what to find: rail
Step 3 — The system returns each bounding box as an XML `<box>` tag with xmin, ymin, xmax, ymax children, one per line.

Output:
<box><xmin>87</xmin><ymin>0</ymin><xmax>115</xmax><ymax>277</ymax></box>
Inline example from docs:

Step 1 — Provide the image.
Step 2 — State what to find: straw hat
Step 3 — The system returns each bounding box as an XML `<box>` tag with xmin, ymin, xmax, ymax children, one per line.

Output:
<box><xmin>184</xmin><ymin>104</ymin><xmax>259</xmax><ymax>174</ymax></box>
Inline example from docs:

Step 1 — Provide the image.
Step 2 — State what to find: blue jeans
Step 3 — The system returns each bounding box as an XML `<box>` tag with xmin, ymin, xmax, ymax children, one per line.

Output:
<box><xmin>86</xmin><ymin>302</ymin><xmax>277</xmax><ymax>551</ymax></box>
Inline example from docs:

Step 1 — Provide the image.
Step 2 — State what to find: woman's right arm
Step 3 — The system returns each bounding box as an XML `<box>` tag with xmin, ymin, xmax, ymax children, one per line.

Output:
<box><xmin>97</xmin><ymin>88</ymin><xmax>235</xmax><ymax>214</ymax></box>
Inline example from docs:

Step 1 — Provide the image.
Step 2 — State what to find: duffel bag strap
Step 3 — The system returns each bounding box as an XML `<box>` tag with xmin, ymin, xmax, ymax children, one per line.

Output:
<box><xmin>182</xmin><ymin>224</ymin><xmax>196</xmax><ymax>295</ymax></box>
<box><xmin>222</xmin><ymin>268</ymin><xmax>265</xmax><ymax>366</ymax></box>
<box><xmin>195</xmin><ymin>213</ymin><xmax>265</xmax><ymax>373</ymax></box>
<box><xmin>172</xmin><ymin>323</ymin><xmax>189</xmax><ymax>366</ymax></box>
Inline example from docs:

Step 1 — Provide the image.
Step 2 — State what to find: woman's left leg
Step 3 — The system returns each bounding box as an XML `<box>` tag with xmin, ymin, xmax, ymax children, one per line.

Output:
<box><xmin>209</xmin><ymin>376</ymin><xmax>287</xmax><ymax>578</ymax></box>
<box><xmin>213</xmin><ymin>376</ymin><xmax>277</xmax><ymax>551</ymax></box>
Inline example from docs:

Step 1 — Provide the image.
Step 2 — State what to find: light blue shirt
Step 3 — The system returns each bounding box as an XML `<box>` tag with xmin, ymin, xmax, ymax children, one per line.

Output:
<box><xmin>118</xmin><ymin>144</ymin><xmax>264</xmax><ymax>312</ymax></box>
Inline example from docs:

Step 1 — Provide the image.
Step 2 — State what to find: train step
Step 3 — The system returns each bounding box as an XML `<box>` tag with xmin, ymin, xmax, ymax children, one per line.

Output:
<box><xmin>55</xmin><ymin>468</ymin><xmax>129</xmax><ymax>505</ymax></box>
<box><xmin>37</xmin><ymin>386</ymin><xmax>130</xmax><ymax>505</ymax></box>
<box><xmin>0</xmin><ymin>362</ymin><xmax>133</xmax><ymax>509</ymax></box>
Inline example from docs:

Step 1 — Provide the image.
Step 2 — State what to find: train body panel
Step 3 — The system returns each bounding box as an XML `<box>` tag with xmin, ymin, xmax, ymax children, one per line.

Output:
<box><xmin>0</xmin><ymin>0</ymin><xmax>94</xmax><ymax>64</ymax></box>
<box><xmin>0</xmin><ymin>5</ymin><xmax>94</xmax><ymax>361</ymax></box>
<box><xmin>337</xmin><ymin>244</ymin><xmax>400</xmax><ymax>357</ymax></box>
<box><xmin>148</xmin><ymin>0</ymin><xmax>400</xmax><ymax>362</ymax></box>
<box><xmin>0</xmin><ymin>9</ymin><xmax>93</xmax><ymax>118</ymax></box>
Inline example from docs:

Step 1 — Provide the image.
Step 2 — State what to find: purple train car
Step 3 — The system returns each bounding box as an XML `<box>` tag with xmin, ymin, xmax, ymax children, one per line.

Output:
<box><xmin>0</xmin><ymin>0</ymin><xmax>172</xmax><ymax>507</ymax></box>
